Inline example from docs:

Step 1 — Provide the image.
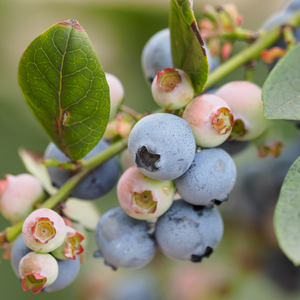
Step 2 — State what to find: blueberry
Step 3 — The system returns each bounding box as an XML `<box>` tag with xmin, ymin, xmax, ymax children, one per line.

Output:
<box><xmin>19</xmin><ymin>252</ymin><xmax>59</xmax><ymax>293</ymax></box>
<box><xmin>94</xmin><ymin>207</ymin><xmax>157</xmax><ymax>269</ymax></box>
<box><xmin>141</xmin><ymin>28</ymin><xmax>174</xmax><ymax>85</ymax></box>
<box><xmin>22</xmin><ymin>208</ymin><xmax>67</xmax><ymax>253</ymax></box>
<box><xmin>215</xmin><ymin>81</ymin><xmax>269</xmax><ymax>141</ymax></box>
<box><xmin>11</xmin><ymin>235</ymin><xmax>32</xmax><ymax>278</ymax></box>
<box><xmin>151</xmin><ymin>68</ymin><xmax>194</xmax><ymax>110</ymax></box>
<box><xmin>174</xmin><ymin>148</ymin><xmax>237</xmax><ymax>206</ymax></box>
<box><xmin>128</xmin><ymin>113</ymin><xmax>196</xmax><ymax>180</ymax></box>
<box><xmin>141</xmin><ymin>28</ymin><xmax>219</xmax><ymax>85</ymax></box>
<box><xmin>44</xmin><ymin>139</ymin><xmax>119</xmax><ymax>200</ymax></box>
<box><xmin>155</xmin><ymin>200</ymin><xmax>223</xmax><ymax>262</ymax></box>
<box><xmin>117</xmin><ymin>166</ymin><xmax>175</xmax><ymax>220</ymax></box>
<box><xmin>182</xmin><ymin>94</ymin><xmax>234</xmax><ymax>148</ymax></box>
<box><xmin>43</xmin><ymin>257</ymin><xmax>80</xmax><ymax>293</ymax></box>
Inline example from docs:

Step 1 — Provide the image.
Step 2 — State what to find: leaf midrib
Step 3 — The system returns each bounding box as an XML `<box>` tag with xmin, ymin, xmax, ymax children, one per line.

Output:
<box><xmin>57</xmin><ymin>26</ymin><xmax>72</xmax><ymax>156</ymax></box>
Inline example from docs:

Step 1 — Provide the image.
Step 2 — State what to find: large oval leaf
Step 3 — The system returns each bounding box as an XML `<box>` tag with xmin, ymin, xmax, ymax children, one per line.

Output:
<box><xmin>274</xmin><ymin>156</ymin><xmax>300</xmax><ymax>265</ymax></box>
<box><xmin>18</xmin><ymin>19</ymin><xmax>110</xmax><ymax>161</ymax></box>
<box><xmin>170</xmin><ymin>0</ymin><xmax>209</xmax><ymax>94</ymax></box>
<box><xmin>262</xmin><ymin>44</ymin><xmax>300</xmax><ymax>120</ymax></box>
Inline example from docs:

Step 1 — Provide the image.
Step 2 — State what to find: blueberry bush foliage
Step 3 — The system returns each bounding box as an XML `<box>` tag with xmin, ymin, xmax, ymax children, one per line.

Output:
<box><xmin>1</xmin><ymin>0</ymin><xmax>300</xmax><ymax>295</ymax></box>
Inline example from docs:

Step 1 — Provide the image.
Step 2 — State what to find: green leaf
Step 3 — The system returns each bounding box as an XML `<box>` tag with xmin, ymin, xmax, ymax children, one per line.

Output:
<box><xmin>274</xmin><ymin>155</ymin><xmax>300</xmax><ymax>265</ymax></box>
<box><xmin>170</xmin><ymin>0</ymin><xmax>209</xmax><ymax>94</ymax></box>
<box><xmin>18</xmin><ymin>19</ymin><xmax>110</xmax><ymax>161</ymax></box>
<box><xmin>262</xmin><ymin>44</ymin><xmax>300</xmax><ymax>120</ymax></box>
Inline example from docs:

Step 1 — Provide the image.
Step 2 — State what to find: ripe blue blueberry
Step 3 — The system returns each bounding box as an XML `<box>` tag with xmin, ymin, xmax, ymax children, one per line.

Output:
<box><xmin>94</xmin><ymin>207</ymin><xmax>157</xmax><ymax>269</ymax></box>
<box><xmin>175</xmin><ymin>148</ymin><xmax>237</xmax><ymax>206</ymax></box>
<box><xmin>155</xmin><ymin>200</ymin><xmax>223</xmax><ymax>262</ymax></box>
<box><xmin>11</xmin><ymin>235</ymin><xmax>32</xmax><ymax>278</ymax></box>
<box><xmin>43</xmin><ymin>257</ymin><xmax>80</xmax><ymax>293</ymax></box>
<box><xmin>141</xmin><ymin>28</ymin><xmax>219</xmax><ymax>85</ymax></box>
<box><xmin>141</xmin><ymin>28</ymin><xmax>174</xmax><ymax>84</ymax></box>
<box><xmin>44</xmin><ymin>139</ymin><xmax>119</xmax><ymax>200</ymax></box>
<box><xmin>128</xmin><ymin>113</ymin><xmax>196</xmax><ymax>181</ymax></box>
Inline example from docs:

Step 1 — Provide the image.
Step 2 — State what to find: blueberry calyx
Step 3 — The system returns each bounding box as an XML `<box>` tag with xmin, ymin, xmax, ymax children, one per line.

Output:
<box><xmin>214</xmin><ymin>194</ymin><xmax>229</xmax><ymax>206</ymax></box>
<box><xmin>190</xmin><ymin>246</ymin><xmax>213</xmax><ymax>263</ymax></box>
<box><xmin>230</xmin><ymin>118</ymin><xmax>248</xmax><ymax>138</ymax></box>
<box><xmin>135</xmin><ymin>146</ymin><xmax>160</xmax><ymax>172</ymax></box>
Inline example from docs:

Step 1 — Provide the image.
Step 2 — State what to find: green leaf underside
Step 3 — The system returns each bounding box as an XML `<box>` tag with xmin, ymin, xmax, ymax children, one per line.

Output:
<box><xmin>274</xmin><ymin>156</ymin><xmax>300</xmax><ymax>265</ymax></box>
<box><xmin>262</xmin><ymin>44</ymin><xmax>300</xmax><ymax>120</ymax></box>
<box><xmin>18</xmin><ymin>20</ymin><xmax>110</xmax><ymax>161</ymax></box>
<box><xmin>170</xmin><ymin>0</ymin><xmax>209</xmax><ymax>94</ymax></box>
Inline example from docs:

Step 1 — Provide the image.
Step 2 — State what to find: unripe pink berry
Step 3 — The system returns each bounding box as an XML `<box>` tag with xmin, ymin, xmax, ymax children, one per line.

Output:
<box><xmin>19</xmin><ymin>252</ymin><xmax>58</xmax><ymax>294</ymax></box>
<box><xmin>52</xmin><ymin>226</ymin><xmax>85</xmax><ymax>260</ymax></box>
<box><xmin>215</xmin><ymin>81</ymin><xmax>269</xmax><ymax>141</ymax></box>
<box><xmin>151</xmin><ymin>68</ymin><xmax>194</xmax><ymax>110</ymax></box>
<box><xmin>117</xmin><ymin>166</ymin><xmax>175</xmax><ymax>220</ymax></box>
<box><xmin>106</xmin><ymin>73</ymin><xmax>125</xmax><ymax>121</ymax></box>
<box><xmin>22</xmin><ymin>208</ymin><xmax>67</xmax><ymax>253</ymax></box>
<box><xmin>182</xmin><ymin>94</ymin><xmax>234</xmax><ymax>147</ymax></box>
<box><xmin>0</xmin><ymin>174</ymin><xmax>44</xmax><ymax>222</ymax></box>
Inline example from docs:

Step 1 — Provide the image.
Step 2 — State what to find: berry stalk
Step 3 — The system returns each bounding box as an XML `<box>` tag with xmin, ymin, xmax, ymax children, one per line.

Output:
<box><xmin>1</xmin><ymin>137</ymin><xmax>128</xmax><ymax>246</ymax></box>
<box><xmin>204</xmin><ymin>9</ymin><xmax>300</xmax><ymax>90</ymax></box>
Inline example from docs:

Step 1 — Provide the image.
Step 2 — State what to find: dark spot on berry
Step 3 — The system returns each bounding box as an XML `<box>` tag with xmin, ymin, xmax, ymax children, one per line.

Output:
<box><xmin>192</xmin><ymin>205</ymin><xmax>204</xmax><ymax>216</ymax></box>
<box><xmin>214</xmin><ymin>194</ymin><xmax>229</xmax><ymax>206</ymax></box>
<box><xmin>190</xmin><ymin>246</ymin><xmax>213</xmax><ymax>263</ymax></box>
<box><xmin>135</xmin><ymin>146</ymin><xmax>160</xmax><ymax>172</ymax></box>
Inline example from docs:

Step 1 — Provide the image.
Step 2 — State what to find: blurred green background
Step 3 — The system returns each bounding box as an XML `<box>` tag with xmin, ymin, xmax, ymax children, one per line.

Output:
<box><xmin>1</xmin><ymin>0</ymin><xmax>300</xmax><ymax>299</ymax></box>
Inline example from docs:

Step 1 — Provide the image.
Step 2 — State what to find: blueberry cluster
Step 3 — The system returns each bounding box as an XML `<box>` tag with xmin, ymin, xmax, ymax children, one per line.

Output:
<box><xmin>10</xmin><ymin>208</ymin><xmax>84</xmax><ymax>293</ymax></box>
<box><xmin>92</xmin><ymin>28</ymin><xmax>271</xmax><ymax>270</ymax></box>
<box><xmin>0</xmin><ymin>12</ymin><xmax>277</xmax><ymax>294</ymax></box>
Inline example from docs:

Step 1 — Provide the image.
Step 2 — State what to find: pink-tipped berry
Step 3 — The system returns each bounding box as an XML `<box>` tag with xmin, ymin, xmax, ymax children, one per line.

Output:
<box><xmin>52</xmin><ymin>226</ymin><xmax>85</xmax><ymax>260</ymax></box>
<box><xmin>151</xmin><ymin>68</ymin><xmax>194</xmax><ymax>110</ymax></box>
<box><xmin>215</xmin><ymin>81</ymin><xmax>269</xmax><ymax>141</ymax></box>
<box><xmin>19</xmin><ymin>252</ymin><xmax>58</xmax><ymax>294</ymax></box>
<box><xmin>22</xmin><ymin>208</ymin><xmax>67</xmax><ymax>253</ymax></box>
<box><xmin>182</xmin><ymin>94</ymin><xmax>234</xmax><ymax>148</ymax></box>
<box><xmin>0</xmin><ymin>174</ymin><xmax>44</xmax><ymax>222</ymax></box>
<box><xmin>117</xmin><ymin>166</ymin><xmax>175</xmax><ymax>220</ymax></box>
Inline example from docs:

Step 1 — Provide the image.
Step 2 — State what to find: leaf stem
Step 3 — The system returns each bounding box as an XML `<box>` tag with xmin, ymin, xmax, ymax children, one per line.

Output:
<box><xmin>204</xmin><ymin>10</ymin><xmax>300</xmax><ymax>90</ymax></box>
<box><xmin>1</xmin><ymin>137</ymin><xmax>128</xmax><ymax>245</ymax></box>
<box><xmin>120</xmin><ymin>105</ymin><xmax>144</xmax><ymax>120</ymax></box>
<box><xmin>43</xmin><ymin>158</ymin><xmax>78</xmax><ymax>171</ymax></box>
